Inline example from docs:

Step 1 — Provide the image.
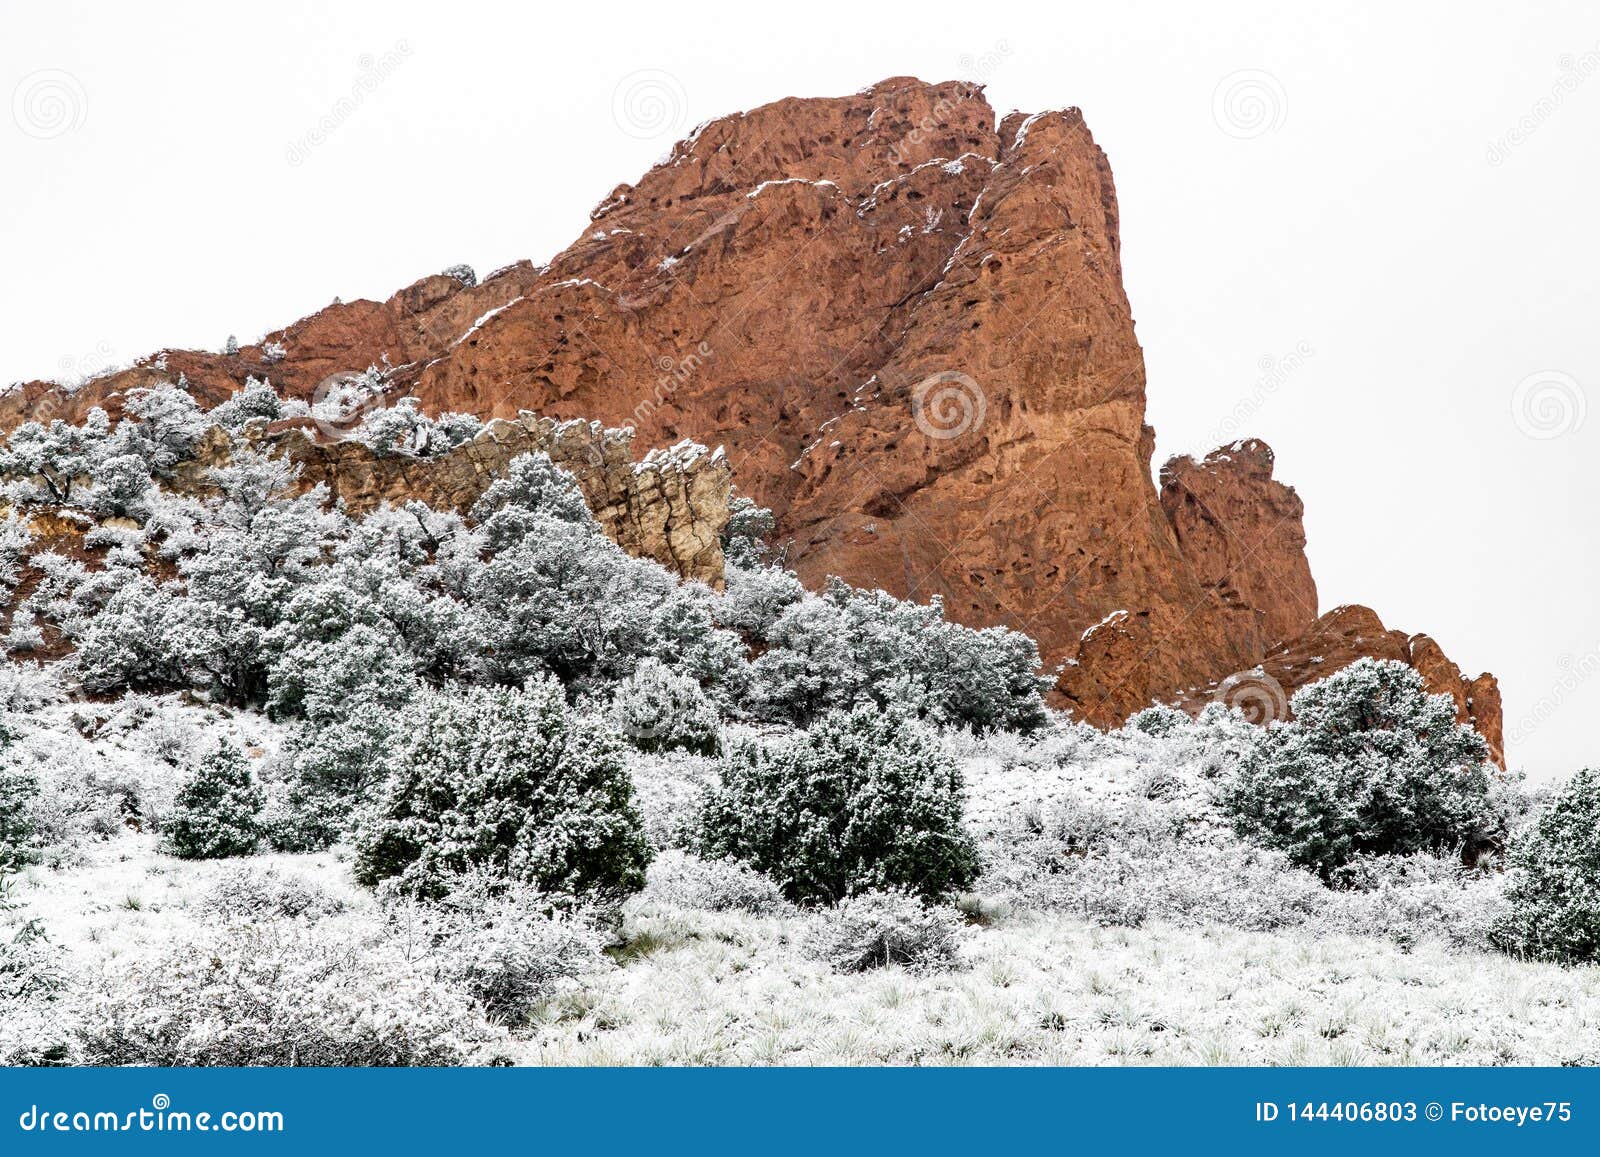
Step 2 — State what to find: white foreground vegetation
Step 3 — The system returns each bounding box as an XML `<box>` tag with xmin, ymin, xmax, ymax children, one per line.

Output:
<box><xmin>2</xmin><ymin>692</ymin><xmax>1597</xmax><ymax>1067</ymax></box>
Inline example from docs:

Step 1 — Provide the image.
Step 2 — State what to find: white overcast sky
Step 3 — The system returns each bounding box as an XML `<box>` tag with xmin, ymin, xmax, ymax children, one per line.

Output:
<box><xmin>2</xmin><ymin>0</ymin><xmax>1595</xmax><ymax>779</ymax></box>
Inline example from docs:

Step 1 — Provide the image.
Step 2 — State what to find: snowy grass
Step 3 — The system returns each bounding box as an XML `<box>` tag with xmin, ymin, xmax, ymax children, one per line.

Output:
<box><xmin>522</xmin><ymin>898</ymin><xmax>1600</xmax><ymax>1066</ymax></box>
<box><xmin>11</xmin><ymin>836</ymin><xmax>1598</xmax><ymax>1067</ymax></box>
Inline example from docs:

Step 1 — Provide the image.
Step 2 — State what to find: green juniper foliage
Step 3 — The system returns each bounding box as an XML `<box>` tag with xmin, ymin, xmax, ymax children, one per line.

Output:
<box><xmin>1493</xmin><ymin>766</ymin><xmax>1600</xmax><ymax>963</ymax></box>
<box><xmin>163</xmin><ymin>742</ymin><xmax>265</xmax><ymax>860</ymax></box>
<box><xmin>700</xmin><ymin>704</ymin><xmax>980</xmax><ymax>904</ymax></box>
<box><xmin>1222</xmin><ymin>659</ymin><xmax>1495</xmax><ymax>876</ymax></box>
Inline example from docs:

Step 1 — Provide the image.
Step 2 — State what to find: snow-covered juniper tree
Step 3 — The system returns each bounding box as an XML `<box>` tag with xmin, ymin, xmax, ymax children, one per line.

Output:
<box><xmin>1493</xmin><ymin>766</ymin><xmax>1600</xmax><ymax>963</ymax></box>
<box><xmin>163</xmin><ymin>741</ymin><xmax>266</xmax><ymax>860</ymax></box>
<box><xmin>1221</xmin><ymin>658</ymin><xmax>1496</xmax><ymax>876</ymax></box>
<box><xmin>700</xmin><ymin>703</ymin><xmax>980</xmax><ymax>904</ymax></box>
<box><xmin>353</xmin><ymin>678</ymin><xmax>651</xmax><ymax>900</ymax></box>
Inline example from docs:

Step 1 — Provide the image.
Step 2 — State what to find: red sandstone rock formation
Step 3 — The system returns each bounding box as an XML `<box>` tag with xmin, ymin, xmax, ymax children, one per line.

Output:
<box><xmin>0</xmin><ymin>77</ymin><xmax>1503</xmax><ymax>755</ymax></box>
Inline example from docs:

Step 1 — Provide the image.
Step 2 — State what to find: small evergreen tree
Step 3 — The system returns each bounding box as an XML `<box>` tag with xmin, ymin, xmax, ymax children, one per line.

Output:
<box><xmin>354</xmin><ymin>679</ymin><xmax>650</xmax><ymax>899</ymax></box>
<box><xmin>1222</xmin><ymin>659</ymin><xmax>1495</xmax><ymax>876</ymax></box>
<box><xmin>700</xmin><ymin>704</ymin><xmax>980</xmax><ymax>904</ymax></box>
<box><xmin>163</xmin><ymin>743</ymin><xmax>265</xmax><ymax>859</ymax></box>
<box><xmin>1493</xmin><ymin>767</ymin><xmax>1600</xmax><ymax>963</ymax></box>
<box><xmin>609</xmin><ymin>658</ymin><xmax>721</xmax><ymax>755</ymax></box>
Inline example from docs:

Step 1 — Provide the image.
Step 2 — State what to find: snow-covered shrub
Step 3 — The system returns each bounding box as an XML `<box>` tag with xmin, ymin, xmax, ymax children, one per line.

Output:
<box><xmin>354</xmin><ymin>678</ymin><xmax>651</xmax><ymax>900</ymax></box>
<box><xmin>0</xmin><ymin>510</ymin><xmax>34</xmax><ymax>591</ymax></box>
<box><xmin>750</xmin><ymin>579</ymin><xmax>1050</xmax><ymax>733</ymax></box>
<box><xmin>0</xmin><ymin>759</ymin><xmax>36</xmax><ymax>872</ymax></box>
<box><xmin>1493</xmin><ymin>767</ymin><xmax>1600</xmax><ymax>963</ymax></box>
<box><xmin>804</xmin><ymin>890</ymin><xmax>964</xmax><ymax>973</ymax></box>
<box><xmin>645</xmin><ymin>582</ymin><xmax>751</xmax><ymax>705</ymax></box>
<box><xmin>200</xmin><ymin>864</ymin><xmax>347</xmax><ymax>922</ymax></box>
<box><xmin>354</xmin><ymin>398</ymin><xmax>483</xmax><ymax>458</ymax></box>
<box><xmin>0</xmin><ymin>663</ymin><xmax>61</xmax><ymax>714</ymax></box>
<box><xmin>0</xmin><ymin>918</ymin><xmax>73</xmax><ymax>1066</ymax></box>
<box><xmin>721</xmin><ymin>495</ymin><xmax>775</xmax><ymax>568</ymax></box>
<box><xmin>385</xmin><ymin>875</ymin><xmax>609</xmax><ymax>1025</ymax></box>
<box><xmin>0</xmin><ymin>410</ymin><xmax>109</xmax><ymax>505</ymax></box>
<box><xmin>77</xmin><ymin>915</ymin><xmax>503</xmax><ymax>1066</ymax></box>
<box><xmin>162</xmin><ymin>742</ymin><xmax>265</xmax><ymax>859</ymax></box>
<box><xmin>608</xmin><ymin>658</ymin><xmax>721</xmax><ymax>755</ymax></box>
<box><xmin>700</xmin><ymin>705</ymin><xmax>981</xmax><ymax>904</ymax></box>
<box><xmin>207</xmin><ymin>377</ymin><xmax>285</xmax><ymax>429</ymax></box>
<box><xmin>123</xmin><ymin>384</ymin><xmax>207</xmax><ymax>472</ymax></box>
<box><xmin>624</xmin><ymin>749</ymin><xmax>718</xmax><ymax>851</ymax></box>
<box><xmin>646</xmin><ymin>850</ymin><xmax>789</xmax><ymax>915</ymax></box>
<box><xmin>470</xmin><ymin>451</ymin><xmax>596</xmax><ymax>542</ymax></box>
<box><xmin>268</xmin><ymin>699</ymin><xmax>400</xmax><ymax>852</ymax></box>
<box><xmin>441</xmin><ymin>263</ymin><xmax>477</xmax><ymax>288</ymax></box>
<box><xmin>1328</xmin><ymin>853</ymin><xmax>1506</xmax><ymax>952</ymax></box>
<box><xmin>1221</xmin><ymin>659</ymin><xmax>1495</xmax><ymax>876</ymax></box>
<box><xmin>715</xmin><ymin>562</ymin><xmax>805</xmax><ymax>640</ymax></box>
<box><xmin>73</xmin><ymin>578</ymin><xmax>191</xmax><ymax>692</ymax></box>
<box><xmin>86</xmin><ymin>452</ymin><xmax>155</xmax><ymax>519</ymax></box>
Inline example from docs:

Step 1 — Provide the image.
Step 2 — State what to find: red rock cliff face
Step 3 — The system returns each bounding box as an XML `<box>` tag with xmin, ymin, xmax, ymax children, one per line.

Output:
<box><xmin>0</xmin><ymin>77</ymin><xmax>1502</xmax><ymax>756</ymax></box>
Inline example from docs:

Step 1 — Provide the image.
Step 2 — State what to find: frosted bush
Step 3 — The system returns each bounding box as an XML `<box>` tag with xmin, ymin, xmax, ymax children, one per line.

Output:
<box><xmin>1221</xmin><ymin>660</ymin><xmax>1495</xmax><ymax>876</ymax></box>
<box><xmin>0</xmin><ymin>918</ymin><xmax>74</xmax><ymax>1066</ymax></box>
<box><xmin>608</xmin><ymin>658</ymin><xmax>721</xmax><ymax>755</ymax></box>
<box><xmin>77</xmin><ymin>915</ymin><xmax>504</xmax><ymax>1066</ymax></box>
<box><xmin>625</xmin><ymin>749</ymin><xmax>718</xmax><ymax>851</ymax></box>
<box><xmin>700</xmin><ymin>705</ymin><xmax>981</xmax><ymax>904</ymax></box>
<box><xmin>1493</xmin><ymin>767</ymin><xmax>1600</xmax><ymax>963</ymax></box>
<box><xmin>163</xmin><ymin>743</ymin><xmax>265</xmax><ymax>859</ymax></box>
<box><xmin>805</xmin><ymin>890</ymin><xmax>965</xmax><ymax>973</ymax></box>
<box><xmin>1329</xmin><ymin>855</ymin><xmax>1507</xmax><ymax>952</ymax></box>
<box><xmin>385</xmin><ymin>876</ymin><xmax>609</xmax><ymax>1026</ymax></box>
<box><xmin>200</xmin><ymin>864</ymin><xmax>347</xmax><ymax>922</ymax></box>
<box><xmin>646</xmin><ymin>850</ymin><xmax>789</xmax><ymax>915</ymax></box>
<box><xmin>354</xmin><ymin>678</ymin><xmax>651</xmax><ymax>900</ymax></box>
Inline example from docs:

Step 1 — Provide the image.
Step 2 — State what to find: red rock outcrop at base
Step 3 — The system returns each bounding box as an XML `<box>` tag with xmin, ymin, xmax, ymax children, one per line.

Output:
<box><xmin>0</xmin><ymin>77</ymin><xmax>1503</xmax><ymax>757</ymax></box>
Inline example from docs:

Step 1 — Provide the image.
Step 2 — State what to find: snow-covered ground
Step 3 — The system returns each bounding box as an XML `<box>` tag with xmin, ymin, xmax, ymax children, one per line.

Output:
<box><xmin>9</xmin><ymin>833</ymin><xmax>1599</xmax><ymax>1066</ymax></box>
<box><xmin>5</xmin><ymin>704</ymin><xmax>1597</xmax><ymax>1068</ymax></box>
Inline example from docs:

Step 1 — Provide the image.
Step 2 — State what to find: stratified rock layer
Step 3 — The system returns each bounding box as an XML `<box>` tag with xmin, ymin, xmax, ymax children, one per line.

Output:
<box><xmin>175</xmin><ymin>417</ymin><xmax>731</xmax><ymax>585</ymax></box>
<box><xmin>0</xmin><ymin>77</ymin><xmax>1502</xmax><ymax>754</ymax></box>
